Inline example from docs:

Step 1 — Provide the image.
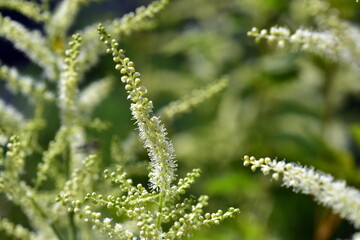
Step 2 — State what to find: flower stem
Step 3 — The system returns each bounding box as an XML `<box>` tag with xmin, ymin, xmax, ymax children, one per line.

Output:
<box><xmin>156</xmin><ymin>191</ymin><xmax>165</xmax><ymax>229</ymax></box>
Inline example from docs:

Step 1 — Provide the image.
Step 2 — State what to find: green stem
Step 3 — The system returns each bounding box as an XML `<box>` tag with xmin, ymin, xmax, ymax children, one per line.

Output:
<box><xmin>68</xmin><ymin>212</ymin><xmax>77</xmax><ymax>240</ymax></box>
<box><xmin>156</xmin><ymin>191</ymin><xmax>165</xmax><ymax>229</ymax></box>
<box><xmin>29</xmin><ymin>196</ymin><xmax>65</xmax><ymax>240</ymax></box>
<box><xmin>63</xmin><ymin>140</ymin><xmax>71</xmax><ymax>180</ymax></box>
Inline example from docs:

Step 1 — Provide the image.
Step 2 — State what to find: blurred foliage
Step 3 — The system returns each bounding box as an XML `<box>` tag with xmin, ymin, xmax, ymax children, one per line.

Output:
<box><xmin>1</xmin><ymin>0</ymin><xmax>360</xmax><ymax>239</ymax></box>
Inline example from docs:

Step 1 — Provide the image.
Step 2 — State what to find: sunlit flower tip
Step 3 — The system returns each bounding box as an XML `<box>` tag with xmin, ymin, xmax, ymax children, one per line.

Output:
<box><xmin>260</xmin><ymin>29</ymin><xmax>267</xmax><ymax>36</ymax></box>
<box><xmin>103</xmin><ymin>218</ymin><xmax>112</xmax><ymax>225</ymax></box>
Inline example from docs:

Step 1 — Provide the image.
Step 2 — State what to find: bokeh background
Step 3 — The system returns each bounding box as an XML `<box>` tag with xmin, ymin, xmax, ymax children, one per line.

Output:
<box><xmin>0</xmin><ymin>0</ymin><xmax>360</xmax><ymax>239</ymax></box>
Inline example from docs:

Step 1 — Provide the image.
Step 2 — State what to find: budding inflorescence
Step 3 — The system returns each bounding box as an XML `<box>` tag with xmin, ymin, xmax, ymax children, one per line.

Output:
<box><xmin>247</xmin><ymin>26</ymin><xmax>355</xmax><ymax>66</ymax></box>
<box><xmin>243</xmin><ymin>155</ymin><xmax>360</xmax><ymax>228</ymax></box>
<box><xmin>98</xmin><ymin>24</ymin><xmax>177</xmax><ymax>193</ymax></box>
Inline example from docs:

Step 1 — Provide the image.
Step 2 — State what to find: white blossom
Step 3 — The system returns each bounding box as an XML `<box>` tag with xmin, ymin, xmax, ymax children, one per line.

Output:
<box><xmin>243</xmin><ymin>155</ymin><xmax>360</xmax><ymax>228</ymax></box>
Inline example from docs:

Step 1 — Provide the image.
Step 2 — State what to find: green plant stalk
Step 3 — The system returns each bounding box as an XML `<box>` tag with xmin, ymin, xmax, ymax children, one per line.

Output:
<box><xmin>68</xmin><ymin>211</ymin><xmax>77</xmax><ymax>240</ymax></box>
<box><xmin>29</xmin><ymin>196</ymin><xmax>65</xmax><ymax>240</ymax></box>
<box><xmin>156</xmin><ymin>190</ymin><xmax>165</xmax><ymax>229</ymax></box>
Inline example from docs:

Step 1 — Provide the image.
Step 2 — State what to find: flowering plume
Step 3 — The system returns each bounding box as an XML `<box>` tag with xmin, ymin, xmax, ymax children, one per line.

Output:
<box><xmin>243</xmin><ymin>155</ymin><xmax>360</xmax><ymax>228</ymax></box>
<box><xmin>97</xmin><ymin>24</ymin><xmax>177</xmax><ymax>193</ymax></box>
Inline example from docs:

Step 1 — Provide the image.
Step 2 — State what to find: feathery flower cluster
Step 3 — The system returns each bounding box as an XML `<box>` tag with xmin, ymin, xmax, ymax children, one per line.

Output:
<box><xmin>247</xmin><ymin>26</ymin><xmax>352</xmax><ymax>64</ymax></box>
<box><xmin>243</xmin><ymin>155</ymin><xmax>360</xmax><ymax>228</ymax></box>
<box><xmin>305</xmin><ymin>0</ymin><xmax>360</xmax><ymax>70</ymax></box>
<box><xmin>108</xmin><ymin>78</ymin><xmax>228</xmax><ymax>172</ymax></box>
<box><xmin>249</xmin><ymin>0</ymin><xmax>360</xmax><ymax>70</ymax></box>
<box><xmin>98</xmin><ymin>24</ymin><xmax>177</xmax><ymax>192</ymax></box>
